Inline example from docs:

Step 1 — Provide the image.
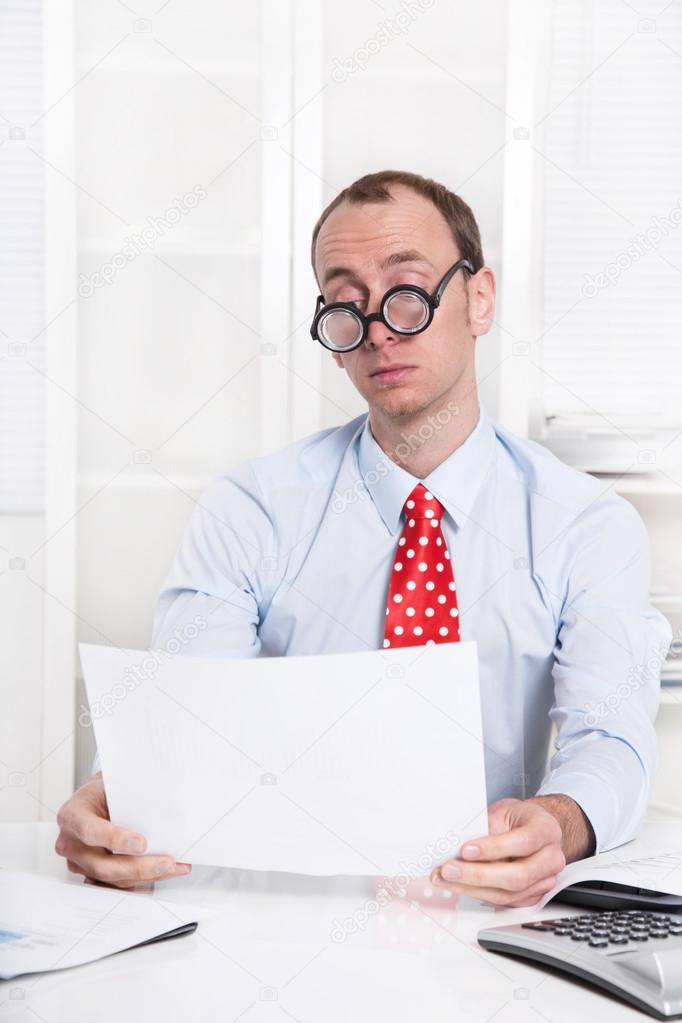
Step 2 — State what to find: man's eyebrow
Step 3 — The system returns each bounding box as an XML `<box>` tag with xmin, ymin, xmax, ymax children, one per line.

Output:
<box><xmin>380</xmin><ymin>250</ymin><xmax>435</xmax><ymax>271</ymax></box>
<box><xmin>321</xmin><ymin>250</ymin><xmax>434</xmax><ymax>288</ymax></box>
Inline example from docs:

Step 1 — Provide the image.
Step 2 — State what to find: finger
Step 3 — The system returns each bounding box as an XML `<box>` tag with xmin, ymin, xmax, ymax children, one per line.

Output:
<box><xmin>68</xmin><ymin>861</ymin><xmax>158</xmax><ymax>891</ymax></box>
<box><xmin>457</xmin><ymin>814</ymin><xmax>562</xmax><ymax>863</ymax></box>
<box><xmin>435</xmin><ymin>843</ymin><xmax>565</xmax><ymax>893</ymax></box>
<box><xmin>81</xmin><ymin>870</ymin><xmax>154</xmax><ymax>893</ymax></box>
<box><xmin>104</xmin><ymin>861</ymin><xmax>192</xmax><ymax>888</ymax></box>
<box><xmin>60</xmin><ymin>833</ymin><xmax>192</xmax><ymax>883</ymax></box>
<box><xmin>63</xmin><ymin>836</ymin><xmax>188</xmax><ymax>886</ymax></box>
<box><xmin>57</xmin><ymin>801</ymin><xmax>147</xmax><ymax>855</ymax></box>
<box><xmin>431</xmin><ymin>873</ymin><xmax>559</xmax><ymax>908</ymax></box>
<box><xmin>504</xmin><ymin>881</ymin><xmax>558</xmax><ymax>908</ymax></box>
<box><xmin>501</xmin><ymin>874</ymin><xmax>560</xmax><ymax>907</ymax></box>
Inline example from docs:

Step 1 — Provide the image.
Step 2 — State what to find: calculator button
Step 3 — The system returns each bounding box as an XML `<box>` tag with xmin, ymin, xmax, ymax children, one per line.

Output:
<box><xmin>521</xmin><ymin>923</ymin><xmax>554</xmax><ymax>931</ymax></box>
<box><xmin>609</xmin><ymin>936</ymin><xmax>629</xmax><ymax>944</ymax></box>
<box><xmin>588</xmin><ymin>938</ymin><xmax>608</xmax><ymax>947</ymax></box>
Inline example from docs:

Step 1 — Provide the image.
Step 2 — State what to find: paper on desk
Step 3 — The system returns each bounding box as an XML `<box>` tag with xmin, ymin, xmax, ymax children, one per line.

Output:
<box><xmin>80</xmin><ymin>640</ymin><xmax>488</xmax><ymax>877</ymax></box>
<box><xmin>0</xmin><ymin>869</ymin><xmax>209</xmax><ymax>979</ymax></box>
<box><xmin>534</xmin><ymin>827</ymin><xmax>682</xmax><ymax>909</ymax></box>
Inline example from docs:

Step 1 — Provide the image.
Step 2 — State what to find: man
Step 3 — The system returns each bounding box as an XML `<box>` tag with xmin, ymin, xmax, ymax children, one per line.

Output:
<box><xmin>56</xmin><ymin>170</ymin><xmax>671</xmax><ymax>906</ymax></box>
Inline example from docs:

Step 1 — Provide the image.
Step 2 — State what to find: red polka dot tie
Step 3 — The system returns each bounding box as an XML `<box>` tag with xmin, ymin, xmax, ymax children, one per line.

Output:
<box><xmin>383</xmin><ymin>483</ymin><xmax>461</xmax><ymax>649</ymax></box>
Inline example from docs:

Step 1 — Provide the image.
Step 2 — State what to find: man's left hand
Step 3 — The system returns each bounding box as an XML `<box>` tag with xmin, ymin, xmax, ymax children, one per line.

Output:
<box><xmin>431</xmin><ymin>795</ymin><xmax>595</xmax><ymax>908</ymax></box>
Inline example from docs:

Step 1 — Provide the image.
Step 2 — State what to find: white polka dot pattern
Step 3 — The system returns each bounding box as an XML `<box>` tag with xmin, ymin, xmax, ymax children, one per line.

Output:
<box><xmin>383</xmin><ymin>483</ymin><xmax>460</xmax><ymax>649</ymax></box>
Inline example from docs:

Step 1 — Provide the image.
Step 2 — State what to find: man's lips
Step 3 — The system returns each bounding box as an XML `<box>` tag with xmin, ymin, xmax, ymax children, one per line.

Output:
<box><xmin>370</xmin><ymin>364</ymin><xmax>415</xmax><ymax>378</ymax></box>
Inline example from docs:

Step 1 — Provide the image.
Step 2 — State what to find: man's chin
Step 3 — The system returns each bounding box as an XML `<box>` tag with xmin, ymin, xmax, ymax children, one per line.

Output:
<box><xmin>372</xmin><ymin>390</ymin><xmax>430</xmax><ymax>420</ymax></box>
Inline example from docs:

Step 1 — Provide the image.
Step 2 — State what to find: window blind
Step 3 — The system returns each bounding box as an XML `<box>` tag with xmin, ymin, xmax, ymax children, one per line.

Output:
<box><xmin>540</xmin><ymin>0</ymin><xmax>682</xmax><ymax>426</ymax></box>
<box><xmin>0</xmin><ymin>0</ymin><xmax>45</xmax><ymax>512</ymax></box>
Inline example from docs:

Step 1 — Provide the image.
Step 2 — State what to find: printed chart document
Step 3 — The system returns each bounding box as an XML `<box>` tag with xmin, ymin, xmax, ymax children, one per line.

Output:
<box><xmin>0</xmin><ymin>870</ymin><xmax>206</xmax><ymax>979</ymax></box>
<box><xmin>80</xmin><ymin>641</ymin><xmax>488</xmax><ymax>877</ymax></box>
<box><xmin>535</xmin><ymin>822</ymin><xmax>682</xmax><ymax>909</ymax></box>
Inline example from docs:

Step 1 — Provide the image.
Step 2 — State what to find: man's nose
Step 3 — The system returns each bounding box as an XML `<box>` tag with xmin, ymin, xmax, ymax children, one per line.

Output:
<box><xmin>365</xmin><ymin>311</ymin><xmax>398</xmax><ymax>348</ymax></box>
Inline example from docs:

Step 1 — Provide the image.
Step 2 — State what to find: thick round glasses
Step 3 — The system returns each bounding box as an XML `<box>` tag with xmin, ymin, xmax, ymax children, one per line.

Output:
<box><xmin>310</xmin><ymin>257</ymin><xmax>474</xmax><ymax>353</ymax></box>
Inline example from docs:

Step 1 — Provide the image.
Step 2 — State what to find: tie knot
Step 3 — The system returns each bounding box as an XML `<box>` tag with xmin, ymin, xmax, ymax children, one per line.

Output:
<box><xmin>403</xmin><ymin>482</ymin><xmax>443</xmax><ymax>520</ymax></box>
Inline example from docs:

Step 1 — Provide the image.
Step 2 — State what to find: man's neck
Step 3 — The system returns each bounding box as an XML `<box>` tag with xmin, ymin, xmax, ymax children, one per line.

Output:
<box><xmin>369</xmin><ymin>387</ymin><xmax>481</xmax><ymax>479</ymax></box>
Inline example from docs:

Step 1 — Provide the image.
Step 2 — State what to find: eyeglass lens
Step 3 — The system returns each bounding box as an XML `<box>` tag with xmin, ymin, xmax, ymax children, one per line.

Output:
<box><xmin>384</xmin><ymin>291</ymin><xmax>429</xmax><ymax>331</ymax></box>
<box><xmin>319</xmin><ymin>308</ymin><xmax>363</xmax><ymax>349</ymax></box>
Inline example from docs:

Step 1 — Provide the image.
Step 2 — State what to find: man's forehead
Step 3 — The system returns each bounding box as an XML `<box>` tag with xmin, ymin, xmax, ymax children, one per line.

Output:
<box><xmin>315</xmin><ymin>191</ymin><xmax>456</xmax><ymax>284</ymax></box>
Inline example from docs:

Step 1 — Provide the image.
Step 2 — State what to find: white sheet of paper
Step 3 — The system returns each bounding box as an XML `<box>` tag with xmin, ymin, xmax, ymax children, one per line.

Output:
<box><xmin>80</xmin><ymin>641</ymin><xmax>488</xmax><ymax>877</ymax></box>
<box><xmin>0</xmin><ymin>869</ymin><xmax>208</xmax><ymax>979</ymax></box>
<box><xmin>535</xmin><ymin>825</ymin><xmax>682</xmax><ymax>909</ymax></box>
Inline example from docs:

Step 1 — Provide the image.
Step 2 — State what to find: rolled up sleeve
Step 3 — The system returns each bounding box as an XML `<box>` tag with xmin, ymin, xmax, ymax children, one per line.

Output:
<box><xmin>151</xmin><ymin>463</ymin><xmax>276</xmax><ymax>658</ymax></box>
<box><xmin>535</xmin><ymin>496</ymin><xmax>672</xmax><ymax>852</ymax></box>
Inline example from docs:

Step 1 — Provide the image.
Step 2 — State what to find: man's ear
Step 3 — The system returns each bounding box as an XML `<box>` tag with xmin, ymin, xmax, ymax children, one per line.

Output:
<box><xmin>468</xmin><ymin>267</ymin><xmax>496</xmax><ymax>338</ymax></box>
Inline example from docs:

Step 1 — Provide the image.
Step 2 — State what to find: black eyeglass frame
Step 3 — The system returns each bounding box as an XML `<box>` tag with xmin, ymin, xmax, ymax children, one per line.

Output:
<box><xmin>310</xmin><ymin>257</ymin><xmax>475</xmax><ymax>353</ymax></box>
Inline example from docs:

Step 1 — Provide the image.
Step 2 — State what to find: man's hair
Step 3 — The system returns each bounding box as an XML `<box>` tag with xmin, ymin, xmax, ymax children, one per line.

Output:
<box><xmin>310</xmin><ymin>169</ymin><xmax>484</xmax><ymax>281</ymax></box>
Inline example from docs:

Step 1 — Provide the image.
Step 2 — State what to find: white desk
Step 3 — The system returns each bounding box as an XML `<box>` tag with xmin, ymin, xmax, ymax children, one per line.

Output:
<box><xmin>1</xmin><ymin>819</ymin><xmax>681</xmax><ymax>1023</ymax></box>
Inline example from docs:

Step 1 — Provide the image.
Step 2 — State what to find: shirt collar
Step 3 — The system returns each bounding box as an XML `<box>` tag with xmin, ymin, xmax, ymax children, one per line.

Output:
<box><xmin>356</xmin><ymin>402</ymin><xmax>496</xmax><ymax>535</ymax></box>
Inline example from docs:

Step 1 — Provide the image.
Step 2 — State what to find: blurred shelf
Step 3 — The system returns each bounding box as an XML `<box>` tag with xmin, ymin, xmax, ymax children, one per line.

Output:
<box><xmin>329</xmin><ymin>65</ymin><xmax>508</xmax><ymax>87</ymax></box>
<box><xmin>78</xmin><ymin>238</ymin><xmax>260</xmax><ymax>257</ymax></box>
<box><xmin>606</xmin><ymin>475</ymin><xmax>682</xmax><ymax>497</ymax></box>
<box><xmin>78</xmin><ymin>474</ymin><xmax>213</xmax><ymax>491</ymax></box>
<box><xmin>76</xmin><ymin>57</ymin><xmax>260</xmax><ymax>79</ymax></box>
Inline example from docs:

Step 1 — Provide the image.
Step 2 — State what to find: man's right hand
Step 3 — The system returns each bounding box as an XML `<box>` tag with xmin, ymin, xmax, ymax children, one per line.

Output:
<box><xmin>55</xmin><ymin>774</ymin><xmax>191</xmax><ymax>888</ymax></box>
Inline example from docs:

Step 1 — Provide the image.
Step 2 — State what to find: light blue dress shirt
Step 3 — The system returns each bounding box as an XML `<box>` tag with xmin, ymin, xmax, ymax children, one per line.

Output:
<box><xmin>152</xmin><ymin>403</ymin><xmax>672</xmax><ymax>854</ymax></box>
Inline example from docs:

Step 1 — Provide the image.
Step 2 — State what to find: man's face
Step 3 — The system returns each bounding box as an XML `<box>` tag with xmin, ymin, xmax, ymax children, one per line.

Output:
<box><xmin>313</xmin><ymin>185</ymin><xmax>491</xmax><ymax>421</ymax></box>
